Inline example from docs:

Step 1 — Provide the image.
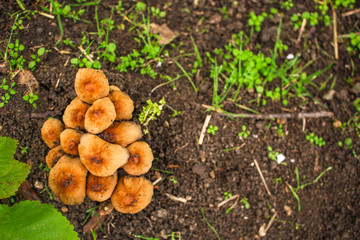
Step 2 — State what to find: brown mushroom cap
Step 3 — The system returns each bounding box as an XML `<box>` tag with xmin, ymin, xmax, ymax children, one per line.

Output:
<box><xmin>48</xmin><ymin>155</ymin><xmax>88</xmax><ymax>205</ymax></box>
<box><xmin>41</xmin><ymin>118</ymin><xmax>64</xmax><ymax>148</ymax></box>
<box><xmin>122</xmin><ymin>141</ymin><xmax>154</xmax><ymax>176</ymax></box>
<box><xmin>74</xmin><ymin>68</ymin><xmax>109</xmax><ymax>104</ymax></box>
<box><xmin>86</xmin><ymin>172</ymin><xmax>118</xmax><ymax>202</ymax></box>
<box><xmin>111</xmin><ymin>175</ymin><xmax>153</xmax><ymax>214</ymax></box>
<box><xmin>63</xmin><ymin>97</ymin><xmax>90</xmax><ymax>130</ymax></box>
<box><xmin>100</xmin><ymin>121</ymin><xmax>142</xmax><ymax>147</ymax></box>
<box><xmin>60</xmin><ymin>129</ymin><xmax>83</xmax><ymax>156</ymax></box>
<box><xmin>108</xmin><ymin>90</ymin><xmax>134</xmax><ymax>121</ymax></box>
<box><xmin>84</xmin><ymin>97</ymin><xmax>116</xmax><ymax>134</ymax></box>
<box><xmin>109</xmin><ymin>85</ymin><xmax>120</xmax><ymax>92</ymax></box>
<box><xmin>78</xmin><ymin>133</ymin><xmax>129</xmax><ymax>177</ymax></box>
<box><xmin>45</xmin><ymin>145</ymin><xmax>65</xmax><ymax>169</ymax></box>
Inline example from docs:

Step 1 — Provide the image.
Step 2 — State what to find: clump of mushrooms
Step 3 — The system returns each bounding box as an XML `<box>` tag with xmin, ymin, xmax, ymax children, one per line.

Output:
<box><xmin>41</xmin><ymin>68</ymin><xmax>154</xmax><ymax>215</ymax></box>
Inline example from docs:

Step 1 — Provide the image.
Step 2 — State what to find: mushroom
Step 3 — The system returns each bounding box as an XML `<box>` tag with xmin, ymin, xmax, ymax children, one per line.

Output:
<box><xmin>78</xmin><ymin>133</ymin><xmax>129</xmax><ymax>177</ymax></box>
<box><xmin>100</xmin><ymin>121</ymin><xmax>142</xmax><ymax>147</ymax></box>
<box><xmin>109</xmin><ymin>85</ymin><xmax>120</xmax><ymax>92</ymax></box>
<box><xmin>41</xmin><ymin>118</ymin><xmax>64</xmax><ymax>148</ymax></box>
<box><xmin>86</xmin><ymin>172</ymin><xmax>118</xmax><ymax>202</ymax></box>
<box><xmin>74</xmin><ymin>68</ymin><xmax>109</xmax><ymax>104</ymax></box>
<box><xmin>111</xmin><ymin>175</ymin><xmax>153</xmax><ymax>214</ymax></box>
<box><xmin>45</xmin><ymin>145</ymin><xmax>65</xmax><ymax>169</ymax></box>
<box><xmin>122</xmin><ymin>141</ymin><xmax>154</xmax><ymax>176</ymax></box>
<box><xmin>84</xmin><ymin>97</ymin><xmax>116</xmax><ymax>134</ymax></box>
<box><xmin>63</xmin><ymin>97</ymin><xmax>90</xmax><ymax>130</ymax></box>
<box><xmin>60</xmin><ymin>129</ymin><xmax>83</xmax><ymax>156</ymax></box>
<box><xmin>48</xmin><ymin>155</ymin><xmax>88</xmax><ymax>205</ymax></box>
<box><xmin>108</xmin><ymin>90</ymin><xmax>134</xmax><ymax>121</ymax></box>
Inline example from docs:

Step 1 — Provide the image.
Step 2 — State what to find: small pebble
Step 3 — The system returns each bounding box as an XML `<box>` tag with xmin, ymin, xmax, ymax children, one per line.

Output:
<box><xmin>34</xmin><ymin>181</ymin><xmax>44</xmax><ymax>190</ymax></box>
<box><xmin>286</xmin><ymin>54</ymin><xmax>295</xmax><ymax>60</ymax></box>
<box><xmin>61</xmin><ymin>206</ymin><xmax>68</xmax><ymax>213</ymax></box>
<box><xmin>276</xmin><ymin>154</ymin><xmax>286</xmax><ymax>164</ymax></box>
<box><xmin>290</xmin><ymin>159</ymin><xmax>295</xmax><ymax>163</ymax></box>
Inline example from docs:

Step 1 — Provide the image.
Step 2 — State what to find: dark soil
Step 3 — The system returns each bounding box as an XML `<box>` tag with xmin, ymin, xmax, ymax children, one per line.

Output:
<box><xmin>1</xmin><ymin>0</ymin><xmax>360</xmax><ymax>239</ymax></box>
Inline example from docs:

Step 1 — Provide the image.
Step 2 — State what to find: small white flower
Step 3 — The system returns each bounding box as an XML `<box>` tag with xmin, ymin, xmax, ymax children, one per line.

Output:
<box><xmin>156</xmin><ymin>62</ymin><xmax>162</xmax><ymax>68</ymax></box>
<box><xmin>276</xmin><ymin>153</ymin><xmax>286</xmax><ymax>164</ymax></box>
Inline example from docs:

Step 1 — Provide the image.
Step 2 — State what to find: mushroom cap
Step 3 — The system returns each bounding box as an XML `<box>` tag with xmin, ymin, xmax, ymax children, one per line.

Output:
<box><xmin>41</xmin><ymin>118</ymin><xmax>64</xmax><ymax>148</ymax></box>
<box><xmin>74</xmin><ymin>68</ymin><xmax>109</xmax><ymax>104</ymax></box>
<box><xmin>122</xmin><ymin>141</ymin><xmax>154</xmax><ymax>176</ymax></box>
<box><xmin>48</xmin><ymin>155</ymin><xmax>88</xmax><ymax>205</ymax></box>
<box><xmin>111</xmin><ymin>175</ymin><xmax>153</xmax><ymax>214</ymax></box>
<box><xmin>84</xmin><ymin>97</ymin><xmax>116</xmax><ymax>134</ymax></box>
<box><xmin>86</xmin><ymin>172</ymin><xmax>118</xmax><ymax>202</ymax></box>
<box><xmin>100</xmin><ymin>121</ymin><xmax>142</xmax><ymax>147</ymax></box>
<box><xmin>78</xmin><ymin>133</ymin><xmax>130</xmax><ymax>177</ymax></box>
<box><xmin>63</xmin><ymin>97</ymin><xmax>90</xmax><ymax>130</ymax></box>
<box><xmin>109</xmin><ymin>85</ymin><xmax>120</xmax><ymax>92</ymax></box>
<box><xmin>45</xmin><ymin>145</ymin><xmax>65</xmax><ymax>169</ymax></box>
<box><xmin>60</xmin><ymin>129</ymin><xmax>83</xmax><ymax>156</ymax></box>
<box><xmin>108</xmin><ymin>90</ymin><xmax>134</xmax><ymax>121</ymax></box>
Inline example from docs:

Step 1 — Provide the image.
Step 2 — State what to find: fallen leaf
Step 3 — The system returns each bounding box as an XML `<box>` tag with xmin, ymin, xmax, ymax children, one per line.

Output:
<box><xmin>17</xmin><ymin>70</ymin><xmax>39</xmax><ymax>95</ymax></box>
<box><xmin>150</xmin><ymin>23</ymin><xmax>176</xmax><ymax>44</ymax></box>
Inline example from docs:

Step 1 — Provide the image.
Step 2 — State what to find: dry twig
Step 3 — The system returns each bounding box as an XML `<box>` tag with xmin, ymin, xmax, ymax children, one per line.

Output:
<box><xmin>202</xmin><ymin>104</ymin><xmax>334</xmax><ymax>119</ymax></box>
<box><xmin>332</xmin><ymin>7</ymin><xmax>339</xmax><ymax>59</ymax></box>
<box><xmin>198</xmin><ymin>114</ymin><xmax>212</xmax><ymax>145</ymax></box>
<box><xmin>253</xmin><ymin>159</ymin><xmax>272</xmax><ymax>196</ymax></box>
<box><xmin>342</xmin><ymin>8</ymin><xmax>360</xmax><ymax>17</ymax></box>
<box><xmin>297</xmin><ymin>18</ymin><xmax>307</xmax><ymax>43</ymax></box>
<box><xmin>165</xmin><ymin>193</ymin><xmax>187</xmax><ymax>203</ymax></box>
<box><xmin>217</xmin><ymin>194</ymin><xmax>239</xmax><ymax>208</ymax></box>
<box><xmin>83</xmin><ymin>202</ymin><xmax>114</xmax><ymax>234</ymax></box>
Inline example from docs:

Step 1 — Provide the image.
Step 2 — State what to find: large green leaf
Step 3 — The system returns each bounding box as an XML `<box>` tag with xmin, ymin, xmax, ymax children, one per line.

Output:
<box><xmin>0</xmin><ymin>136</ymin><xmax>31</xmax><ymax>199</ymax></box>
<box><xmin>0</xmin><ymin>201</ymin><xmax>79</xmax><ymax>240</ymax></box>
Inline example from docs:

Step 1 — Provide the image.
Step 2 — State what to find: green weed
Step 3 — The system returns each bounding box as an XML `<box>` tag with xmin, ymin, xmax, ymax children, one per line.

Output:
<box><xmin>286</xmin><ymin>166</ymin><xmax>332</xmax><ymax>211</ymax></box>
<box><xmin>280</xmin><ymin>0</ymin><xmax>294</xmax><ymax>10</ymax></box>
<box><xmin>23</xmin><ymin>92</ymin><xmax>39</xmax><ymax>109</ymax></box>
<box><xmin>139</xmin><ymin>98</ymin><xmax>166</xmax><ymax>135</ymax></box>
<box><xmin>28</xmin><ymin>47</ymin><xmax>46</xmax><ymax>70</ymax></box>
<box><xmin>201</xmin><ymin>208</ymin><xmax>221</xmax><ymax>240</ymax></box>
<box><xmin>305</xmin><ymin>132</ymin><xmax>326</xmax><ymax>147</ymax></box>
<box><xmin>240</xmin><ymin>197</ymin><xmax>250</xmax><ymax>209</ymax></box>
<box><xmin>207</xmin><ymin>125</ymin><xmax>219</xmax><ymax>135</ymax></box>
<box><xmin>238</xmin><ymin>125</ymin><xmax>250</xmax><ymax>139</ymax></box>
<box><xmin>0</xmin><ymin>78</ymin><xmax>17</xmax><ymax>108</ymax></box>
<box><xmin>267</xmin><ymin>146</ymin><xmax>279</xmax><ymax>161</ymax></box>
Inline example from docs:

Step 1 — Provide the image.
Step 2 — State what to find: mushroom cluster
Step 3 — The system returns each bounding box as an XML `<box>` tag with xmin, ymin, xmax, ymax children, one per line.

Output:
<box><xmin>41</xmin><ymin>68</ymin><xmax>154</xmax><ymax>214</ymax></box>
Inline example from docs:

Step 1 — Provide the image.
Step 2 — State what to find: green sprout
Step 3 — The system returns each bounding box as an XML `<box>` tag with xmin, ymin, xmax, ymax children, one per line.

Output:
<box><xmin>28</xmin><ymin>47</ymin><xmax>46</xmax><ymax>70</ymax></box>
<box><xmin>0</xmin><ymin>78</ymin><xmax>17</xmax><ymax>108</ymax></box>
<box><xmin>286</xmin><ymin>166</ymin><xmax>332</xmax><ymax>211</ymax></box>
<box><xmin>63</xmin><ymin>38</ymin><xmax>75</xmax><ymax>47</ymax></box>
<box><xmin>238</xmin><ymin>125</ymin><xmax>250</xmax><ymax>139</ymax></box>
<box><xmin>276</xmin><ymin>124</ymin><xmax>284</xmax><ymax>138</ymax></box>
<box><xmin>139</xmin><ymin>98</ymin><xmax>166</xmax><ymax>135</ymax></box>
<box><xmin>305</xmin><ymin>132</ymin><xmax>326</xmax><ymax>147</ymax></box>
<box><xmin>267</xmin><ymin>146</ymin><xmax>279</xmax><ymax>161</ymax></box>
<box><xmin>8</xmin><ymin>39</ymin><xmax>25</xmax><ymax>70</ymax></box>
<box><xmin>280</xmin><ymin>0</ymin><xmax>294</xmax><ymax>10</ymax></box>
<box><xmin>240</xmin><ymin>197</ymin><xmax>250</xmax><ymax>209</ymax></box>
<box><xmin>248</xmin><ymin>12</ymin><xmax>266</xmax><ymax>33</ymax></box>
<box><xmin>207</xmin><ymin>125</ymin><xmax>219</xmax><ymax>135</ymax></box>
<box><xmin>150</xmin><ymin>6</ymin><xmax>166</xmax><ymax>18</ymax></box>
<box><xmin>20</xmin><ymin>146</ymin><xmax>29</xmax><ymax>154</ymax></box>
<box><xmin>224</xmin><ymin>191</ymin><xmax>233</xmax><ymax>200</ymax></box>
<box><xmin>23</xmin><ymin>92</ymin><xmax>39</xmax><ymax>109</ymax></box>
<box><xmin>169</xmin><ymin>176</ymin><xmax>178</xmax><ymax>184</ymax></box>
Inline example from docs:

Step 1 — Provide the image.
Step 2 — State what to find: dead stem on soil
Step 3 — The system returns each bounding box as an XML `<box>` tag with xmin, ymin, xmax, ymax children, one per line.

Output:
<box><xmin>217</xmin><ymin>194</ymin><xmax>239</xmax><ymax>208</ymax></box>
<box><xmin>297</xmin><ymin>18</ymin><xmax>307</xmax><ymax>44</ymax></box>
<box><xmin>174</xmin><ymin>143</ymin><xmax>189</xmax><ymax>154</ymax></box>
<box><xmin>152</xmin><ymin>177</ymin><xmax>163</xmax><ymax>186</ymax></box>
<box><xmin>337</xmin><ymin>32</ymin><xmax>360</xmax><ymax>39</ymax></box>
<box><xmin>202</xmin><ymin>104</ymin><xmax>334</xmax><ymax>119</ymax></box>
<box><xmin>253</xmin><ymin>159</ymin><xmax>272</xmax><ymax>197</ymax></box>
<box><xmin>165</xmin><ymin>193</ymin><xmax>187</xmax><ymax>203</ymax></box>
<box><xmin>198</xmin><ymin>114</ymin><xmax>212</xmax><ymax>145</ymax></box>
<box><xmin>342</xmin><ymin>8</ymin><xmax>360</xmax><ymax>17</ymax></box>
<box><xmin>55</xmin><ymin>56</ymin><xmax>70</xmax><ymax>89</ymax></box>
<box><xmin>332</xmin><ymin>7</ymin><xmax>339</xmax><ymax>59</ymax></box>
<box><xmin>259</xmin><ymin>211</ymin><xmax>278</xmax><ymax>237</ymax></box>
<box><xmin>83</xmin><ymin>202</ymin><xmax>114</xmax><ymax>234</ymax></box>
<box><xmin>78</xmin><ymin>46</ymin><xmax>94</xmax><ymax>63</ymax></box>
